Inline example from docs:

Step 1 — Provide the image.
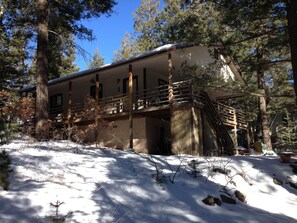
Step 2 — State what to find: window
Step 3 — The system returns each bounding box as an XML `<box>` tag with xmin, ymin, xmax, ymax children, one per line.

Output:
<box><xmin>158</xmin><ymin>79</ymin><xmax>168</xmax><ymax>86</ymax></box>
<box><xmin>90</xmin><ymin>84</ymin><xmax>103</xmax><ymax>99</ymax></box>
<box><xmin>123</xmin><ymin>76</ymin><xmax>138</xmax><ymax>94</ymax></box>
<box><xmin>50</xmin><ymin>94</ymin><xmax>63</xmax><ymax>108</ymax></box>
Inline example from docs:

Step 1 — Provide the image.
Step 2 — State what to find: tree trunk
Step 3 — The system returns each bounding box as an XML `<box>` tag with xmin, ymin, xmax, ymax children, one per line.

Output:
<box><xmin>257</xmin><ymin>52</ymin><xmax>272</xmax><ymax>150</ymax></box>
<box><xmin>35</xmin><ymin>0</ymin><xmax>49</xmax><ymax>140</ymax></box>
<box><xmin>286</xmin><ymin>1</ymin><xmax>297</xmax><ymax>105</ymax></box>
<box><xmin>254</xmin><ymin>110</ymin><xmax>261</xmax><ymax>142</ymax></box>
<box><xmin>258</xmin><ymin>95</ymin><xmax>272</xmax><ymax>149</ymax></box>
<box><xmin>0</xmin><ymin>4</ymin><xmax>3</xmax><ymax>28</ymax></box>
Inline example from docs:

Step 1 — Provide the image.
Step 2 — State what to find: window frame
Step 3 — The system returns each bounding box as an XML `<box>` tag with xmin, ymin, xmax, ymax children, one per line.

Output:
<box><xmin>50</xmin><ymin>93</ymin><xmax>63</xmax><ymax>109</ymax></box>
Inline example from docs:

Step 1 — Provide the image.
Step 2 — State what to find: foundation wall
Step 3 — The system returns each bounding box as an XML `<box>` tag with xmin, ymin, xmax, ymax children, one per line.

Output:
<box><xmin>171</xmin><ymin>106</ymin><xmax>202</xmax><ymax>155</ymax></box>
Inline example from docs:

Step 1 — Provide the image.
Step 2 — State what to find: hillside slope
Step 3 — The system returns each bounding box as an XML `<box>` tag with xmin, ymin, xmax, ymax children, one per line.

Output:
<box><xmin>0</xmin><ymin>138</ymin><xmax>296</xmax><ymax>223</ymax></box>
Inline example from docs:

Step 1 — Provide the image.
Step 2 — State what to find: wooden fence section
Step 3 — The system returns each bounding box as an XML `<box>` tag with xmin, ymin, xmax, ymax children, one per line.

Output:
<box><xmin>49</xmin><ymin>81</ymin><xmax>246</xmax><ymax>129</ymax></box>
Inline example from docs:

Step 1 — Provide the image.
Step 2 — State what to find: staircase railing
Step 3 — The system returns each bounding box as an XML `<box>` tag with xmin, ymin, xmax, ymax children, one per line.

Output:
<box><xmin>197</xmin><ymin>92</ymin><xmax>235</xmax><ymax>155</ymax></box>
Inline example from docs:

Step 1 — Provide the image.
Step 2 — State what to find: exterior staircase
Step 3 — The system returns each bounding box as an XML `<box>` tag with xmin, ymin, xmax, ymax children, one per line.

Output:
<box><xmin>198</xmin><ymin>92</ymin><xmax>235</xmax><ymax>155</ymax></box>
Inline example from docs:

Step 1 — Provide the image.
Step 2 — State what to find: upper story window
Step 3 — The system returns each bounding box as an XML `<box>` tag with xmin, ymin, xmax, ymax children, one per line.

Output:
<box><xmin>90</xmin><ymin>84</ymin><xmax>103</xmax><ymax>99</ymax></box>
<box><xmin>50</xmin><ymin>94</ymin><xmax>63</xmax><ymax>108</ymax></box>
<box><xmin>123</xmin><ymin>76</ymin><xmax>138</xmax><ymax>95</ymax></box>
<box><xmin>158</xmin><ymin>79</ymin><xmax>168</xmax><ymax>86</ymax></box>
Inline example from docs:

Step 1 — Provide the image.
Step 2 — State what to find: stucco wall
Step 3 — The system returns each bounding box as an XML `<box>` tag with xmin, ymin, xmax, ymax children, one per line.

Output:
<box><xmin>202</xmin><ymin>115</ymin><xmax>219</xmax><ymax>156</ymax></box>
<box><xmin>193</xmin><ymin>107</ymin><xmax>204</xmax><ymax>155</ymax></box>
<box><xmin>171</xmin><ymin>106</ymin><xmax>202</xmax><ymax>155</ymax></box>
<box><xmin>48</xmin><ymin>82</ymin><xmax>69</xmax><ymax>112</ymax></box>
<box><xmin>94</xmin><ymin>117</ymin><xmax>148</xmax><ymax>153</ymax></box>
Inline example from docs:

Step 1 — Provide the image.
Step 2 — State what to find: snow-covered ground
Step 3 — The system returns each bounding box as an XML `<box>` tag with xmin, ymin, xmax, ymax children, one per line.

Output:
<box><xmin>0</xmin><ymin>137</ymin><xmax>297</xmax><ymax>223</ymax></box>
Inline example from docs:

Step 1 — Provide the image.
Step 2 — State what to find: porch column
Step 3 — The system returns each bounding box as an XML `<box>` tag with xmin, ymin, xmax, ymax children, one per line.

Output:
<box><xmin>168</xmin><ymin>53</ymin><xmax>173</xmax><ymax>106</ymax></box>
<box><xmin>95</xmin><ymin>74</ymin><xmax>99</xmax><ymax>102</ymax></box>
<box><xmin>129</xmin><ymin>64</ymin><xmax>133</xmax><ymax>149</ymax></box>
<box><xmin>67</xmin><ymin>81</ymin><xmax>72</xmax><ymax>131</ymax></box>
<box><xmin>95</xmin><ymin>74</ymin><xmax>100</xmax><ymax>115</ymax></box>
<box><xmin>234</xmin><ymin>110</ymin><xmax>238</xmax><ymax>155</ymax></box>
<box><xmin>168</xmin><ymin>53</ymin><xmax>173</xmax><ymax>151</ymax></box>
<box><xmin>94</xmin><ymin>74</ymin><xmax>100</xmax><ymax>142</ymax></box>
<box><xmin>143</xmin><ymin>68</ymin><xmax>147</xmax><ymax>107</ymax></box>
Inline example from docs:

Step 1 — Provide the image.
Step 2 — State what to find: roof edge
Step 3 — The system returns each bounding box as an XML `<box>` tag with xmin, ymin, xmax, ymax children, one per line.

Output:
<box><xmin>20</xmin><ymin>43</ymin><xmax>200</xmax><ymax>92</ymax></box>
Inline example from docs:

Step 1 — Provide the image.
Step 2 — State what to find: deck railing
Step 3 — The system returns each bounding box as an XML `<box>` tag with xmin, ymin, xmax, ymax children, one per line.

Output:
<box><xmin>214</xmin><ymin>102</ymin><xmax>247</xmax><ymax>129</ymax></box>
<box><xmin>49</xmin><ymin>81</ymin><xmax>246</xmax><ymax>128</ymax></box>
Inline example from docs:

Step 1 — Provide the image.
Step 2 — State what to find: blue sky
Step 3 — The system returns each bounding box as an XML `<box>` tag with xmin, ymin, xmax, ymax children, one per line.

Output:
<box><xmin>75</xmin><ymin>1</ymin><xmax>142</xmax><ymax>70</ymax></box>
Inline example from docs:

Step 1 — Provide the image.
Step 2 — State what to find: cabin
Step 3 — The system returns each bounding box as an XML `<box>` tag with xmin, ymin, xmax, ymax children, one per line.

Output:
<box><xmin>21</xmin><ymin>43</ymin><xmax>247</xmax><ymax>155</ymax></box>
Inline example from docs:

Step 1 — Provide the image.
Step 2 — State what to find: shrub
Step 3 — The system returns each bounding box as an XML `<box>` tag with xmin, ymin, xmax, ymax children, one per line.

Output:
<box><xmin>0</xmin><ymin>90</ymin><xmax>19</xmax><ymax>144</ymax></box>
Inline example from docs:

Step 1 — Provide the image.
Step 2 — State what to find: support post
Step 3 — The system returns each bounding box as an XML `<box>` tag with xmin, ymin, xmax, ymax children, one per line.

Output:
<box><xmin>168</xmin><ymin>53</ymin><xmax>173</xmax><ymax>152</ymax></box>
<box><xmin>67</xmin><ymin>81</ymin><xmax>72</xmax><ymax>137</ymax></box>
<box><xmin>95</xmin><ymin>74</ymin><xmax>99</xmax><ymax>102</ymax></box>
<box><xmin>95</xmin><ymin>74</ymin><xmax>100</xmax><ymax>142</ymax></box>
<box><xmin>168</xmin><ymin>53</ymin><xmax>173</xmax><ymax>106</ymax></box>
<box><xmin>143</xmin><ymin>68</ymin><xmax>147</xmax><ymax>107</ymax></box>
<box><xmin>234</xmin><ymin>110</ymin><xmax>238</xmax><ymax>155</ymax></box>
<box><xmin>129</xmin><ymin>64</ymin><xmax>133</xmax><ymax>149</ymax></box>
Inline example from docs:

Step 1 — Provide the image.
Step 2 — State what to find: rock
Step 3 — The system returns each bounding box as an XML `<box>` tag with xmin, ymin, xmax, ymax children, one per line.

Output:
<box><xmin>202</xmin><ymin>195</ymin><xmax>221</xmax><ymax>206</ymax></box>
<box><xmin>289</xmin><ymin>164</ymin><xmax>297</xmax><ymax>174</ymax></box>
<box><xmin>212</xmin><ymin>167</ymin><xmax>230</xmax><ymax>175</ymax></box>
<box><xmin>235</xmin><ymin>190</ymin><xmax>246</xmax><ymax>203</ymax></box>
<box><xmin>202</xmin><ymin>195</ymin><xmax>215</xmax><ymax>206</ymax></box>
<box><xmin>273</xmin><ymin>177</ymin><xmax>283</xmax><ymax>186</ymax></box>
<box><xmin>220</xmin><ymin>194</ymin><xmax>237</xmax><ymax>204</ymax></box>
<box><xmin>288</xmin><ymin>181</ymin><xmax>297</xmax><ymax>190</ymax></box>
<box><xmin>214</xmin><ymin>197</ymin><xmax>222</xmax><ymax>206</ymax></box>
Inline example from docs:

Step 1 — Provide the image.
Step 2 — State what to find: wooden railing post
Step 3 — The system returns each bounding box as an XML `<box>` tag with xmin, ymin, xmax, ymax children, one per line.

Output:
<box><xmin>143</xmin><ymin>68</ymin><xmax>147</xmax><ymax>108</ymax></box>
<box><xmin>95</xmin><ymin>74</ymin><xmax>99</xmax><ymax>102</ymax></box>
<box><xmin>129</xmin><ymin>64</ymin><xmax>133</xmax><ymax>149</ymax></box>
<box><xmin>168</xmin><ymin>53</ymin><xmax>173</xmax><ymax>151</ymax></box>
<box><xmin>67</xmin><ymin>81</ymin><xmax>72</xmax><ymax>137</ymax></box>
<box><xmin>168</xmin><ymin>53</ymin><xmax>173</xmax><ymax>106</ymax></box>
<box><xmin>189</xmin><ymin>83</ymin><xmax>193</xmax><ymax>103</ymax></box>
<box><xmin>95</xmin><ymin>74</ymin><xmax>100</xmax><ymax>141</ymax></box>
<box><xmin>234</xmin><ymin>109</ymin><xmax>238</xmax><ymax>155</ymax></box>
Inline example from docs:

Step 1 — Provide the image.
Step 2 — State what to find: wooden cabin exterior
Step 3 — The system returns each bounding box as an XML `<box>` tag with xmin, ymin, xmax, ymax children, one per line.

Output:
<box><xmin>22</xmin><ymin>43</ymin><xmax>247</xmax><ymax>155</ymax></box>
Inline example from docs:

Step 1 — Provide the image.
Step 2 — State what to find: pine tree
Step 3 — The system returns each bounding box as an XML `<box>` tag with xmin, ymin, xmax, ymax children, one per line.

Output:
<box><xmin>29</xmin><ymin>33</ymin><xmax>80</xmax><ymax>80</ymax></box>
<box><xmin>113</xmin><ymin>32</ymin><xmax>139</xmax><ymax>61</ymax></box>
<box><xmin>87</xmin><ymin>49</ymin><xmax>104</xmax><ymax>69</ymax></box>
<box><xmin>201</xmin><ymin>0</ymin><xmax>292</xmax><ymax>149</ymax></box>
<box><xmin>133</xmin><ymin>0</ymin><xmax>160</xmax><ymax>52</ymax></box>
<box><xmin>114</xmin><ymin>0</ymin><xmax>160</xmax><ymax>60</ymax></box>
<box><xmin>3</xmin><ymin>0</ymin><xmax>116</xmax><ymax>139</ymax></box>
<box><xmin>208</xmin><ymin>0</ymin><xmax>297</xmax><ymax>149</ymax></box>
<box><xmin>157</xmin><ymin>0</ymin><xmax>223</xmax><ymax>45</ymax></box>
<box><xmin>286</xmin><ymin>1</ymin><xmax>297</xmax><ymax>105</ymax></box>
<box><xmin>0</xmin><ymin>0</ymin><xmax>30</xmax><ymax>89</ymax></box>
<box><xmin>35</xmin><ymin>0</ymin><xmax>49</xmax><ymax>139</ymax></box>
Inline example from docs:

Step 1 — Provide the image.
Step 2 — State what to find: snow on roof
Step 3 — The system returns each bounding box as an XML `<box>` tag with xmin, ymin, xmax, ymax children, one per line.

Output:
<box><xmin>20</xmin><ymin>43</ymin><xmax>195</xmax><ymax>92</ymax></box>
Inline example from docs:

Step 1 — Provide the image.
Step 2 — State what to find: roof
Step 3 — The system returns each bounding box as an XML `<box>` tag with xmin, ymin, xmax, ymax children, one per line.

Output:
<box><xmin>20</xmin><ymin>43</ymin><xmax>196</xmax><ymax>92</ymax></box>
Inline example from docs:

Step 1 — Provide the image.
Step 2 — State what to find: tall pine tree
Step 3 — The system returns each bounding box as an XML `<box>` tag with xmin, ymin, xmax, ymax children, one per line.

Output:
<box><xmin>87</xmin><ymin>49</ymin><xmax>104</xmax><ymax>69</ymax></box>
<box><xmin>113</xmin><ymin>32</ymin><xmax>139</xmax><ymax>61</ymax></box>
<box><xmin>4</xmin><ymin>0</ymin><xmax>116</xmax><ymax>139</ymax></box>
<box><xmin>114</xmin><ymin>0</ymin><xmax>160</xmax><ymax>60</ymax></box>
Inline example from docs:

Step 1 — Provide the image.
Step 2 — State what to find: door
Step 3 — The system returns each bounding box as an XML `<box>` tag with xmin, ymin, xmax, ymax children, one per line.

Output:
<box><xmin>123</xmin><ymin>76</ymin><xmax>138</xmax><ymax>95</ymax></box>
<box><xmin>90</xmin><ymin>84</ymin><xmax>103</xmax><ymax>99</ymax></box>
<box><xmin>123</xmin><ymin>76</ymin><xmax>139</xmax><ymax>110</ymax></box>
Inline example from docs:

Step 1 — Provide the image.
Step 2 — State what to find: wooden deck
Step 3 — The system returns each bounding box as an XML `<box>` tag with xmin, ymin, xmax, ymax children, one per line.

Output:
<box><xmin>49</xmin><ymin>81</ymin><xmax>247</xmax><ymax>129</ymax></box>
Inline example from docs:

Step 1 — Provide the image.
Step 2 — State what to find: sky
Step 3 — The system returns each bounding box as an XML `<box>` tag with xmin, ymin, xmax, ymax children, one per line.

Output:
<box><xmin>75</xmin><ymin>1</ymin><xmax>142</xmax><ymax>70</ymax></box>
